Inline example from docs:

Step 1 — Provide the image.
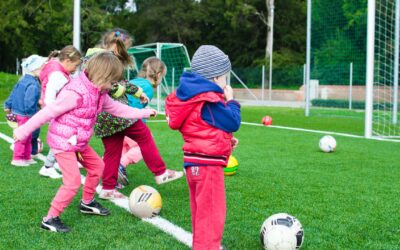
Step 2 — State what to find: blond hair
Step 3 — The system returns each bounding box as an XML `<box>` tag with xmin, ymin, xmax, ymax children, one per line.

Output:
<box><xmin>100</xmin><ymin>28</ymin><xmax>133</xmax><ymax>66</ymax></box>
<box><xmin>138</xmin><ymin>57</ymin><xmax>166</xmax><ymax>85</ymax></box>
<box><xmin>86</xmin><ymin>52</ymin><xmax>124</xmax><ymax>87</ymax></box>
<box><xmin>48</xmin><ymin>45</ymin><xmax>81</xmax><ymax>63</ymax></box>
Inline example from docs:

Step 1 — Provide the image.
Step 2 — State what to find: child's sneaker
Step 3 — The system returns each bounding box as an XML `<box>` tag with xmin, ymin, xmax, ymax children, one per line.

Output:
<box><xmin>99</xmin><ymin>189</ymin><xmax>127</xmax><ymax>200</ymax></box>
<box><xmin>26</xmin><ymin>159</ymin><xmax>37</xmax><ymax>165</ymax></box>
<box><xmin>79</xmin><ymin>200</ymin><xmax>110</xmax><ymax>216</ymax></box>
<box><xmin>11</xmin><ymin>160</ymin><xmax>29</xmax><ymax>167</ymax></box>
<box><xmin>31</xmin><ymin>154</ymin><xmax>39</xmax><ymax>159</ymax></box>
<box><xmin>41</xmin><ymin>217</ymin><xmax>70</xmax><ymax>233</ymax></box>
<box><xmin>117</xmin><ymin>164</ymin><xmax>129</xmax><ymax>186</ymax></box>
<box><xmin>155</xmin><ymin>169</ymin><xmax>184</xmax><ymax>185</ymax></box>
<box><xmin>39</xmin><ymin>166</ymin><xmax>62</xmax><ymax>179</ymax></box>
<box><xmin>115</xmin><ymin>182</ymin><xmax>125</xmax><ymax>190</ymax></box>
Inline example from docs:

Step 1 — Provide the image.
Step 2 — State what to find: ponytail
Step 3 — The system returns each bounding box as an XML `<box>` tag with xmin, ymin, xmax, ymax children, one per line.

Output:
<box><xmin>47</xmin><ymin>45</ymin><xmax>82</xmax><ymax>63</ymax></box>
<box><xmin>48</xmin><ymin>50</ymin><xmax>61</xmax><ymax>60</ymax></box>
<box><xmin>114</xmin><ymin>39</ymin><xmax>133</xmax><ymax>67</ymax></box>
<box><xmin>138</xmin><ymin>57</ymin><xmax>166</xmax><ymax>85</ymax></box>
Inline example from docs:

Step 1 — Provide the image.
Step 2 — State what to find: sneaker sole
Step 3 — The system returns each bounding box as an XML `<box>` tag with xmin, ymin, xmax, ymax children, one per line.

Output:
<box><xmin>79</xmin><ymin>209</ymin><xmax>110</xmax><ymax>216</ymax></box>
<box><xmin>40</xmin><ymin>222</ymin><xmax>70</xmax><ymax>233</ymax></box>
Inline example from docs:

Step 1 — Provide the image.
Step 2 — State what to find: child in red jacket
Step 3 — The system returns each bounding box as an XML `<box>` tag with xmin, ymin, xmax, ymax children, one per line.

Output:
<box><xmin>165</xmin><ymin>45</ymin><xmax>241</xmax><ymax>250</ymax></box>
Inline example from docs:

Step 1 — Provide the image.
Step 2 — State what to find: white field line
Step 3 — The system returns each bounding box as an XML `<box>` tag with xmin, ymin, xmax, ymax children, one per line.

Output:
<box><xmin>241</xmin><ymin>122</ymin><xmax>400</xmax><ymax>142</ymax></box>
<box><xmin>0</xmin><ymin>131</ymin><xmax>192</xmax><ymax>248</ymax></box>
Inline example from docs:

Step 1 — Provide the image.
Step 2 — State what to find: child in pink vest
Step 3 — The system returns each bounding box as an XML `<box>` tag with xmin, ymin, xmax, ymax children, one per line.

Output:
<box><xmin>14</xmin><ymin>52</ymin><xmax>156</xmax><ymax>233</ymax></box>
<box><xmin>38</xmin><ymin>45</ymin><xmax>82</xmax><ymax>179</ymax></box>
<box><xmin>86</xmin><ymin>29</ymin><xmax>183</xmax><ymax>200</ymax></box>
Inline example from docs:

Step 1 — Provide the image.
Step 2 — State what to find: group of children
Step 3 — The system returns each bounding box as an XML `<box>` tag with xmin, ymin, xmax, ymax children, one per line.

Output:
<box><xmin>4</xmin><ymin>27</ymin><xmax>241</xmax><ymax>250</ymax></box>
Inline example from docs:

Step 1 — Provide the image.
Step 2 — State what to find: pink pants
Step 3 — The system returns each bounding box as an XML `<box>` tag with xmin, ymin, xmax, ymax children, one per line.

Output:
<box><xmin>13</xmin><ymin>115</ymin><xmax>32</xmax><ymax>161</ymax></box>
<box><xmin>186</xmin><ymin>166</ymin><xmax>226</xmax><ymax>250</ymax></box>
<box><xmin>47</xmin><ymin>146</ymin><xmax>104</xmax><ymax>217</ymax></box>
<box><xmin>120</xmin><ymin>137</ymin><xmax>143</xmax><ymax>167</ymax></box>
<box><xmin>101</xmin><ymin>120</ymin><xmax>166</xmax><ymax>190</ymax></box>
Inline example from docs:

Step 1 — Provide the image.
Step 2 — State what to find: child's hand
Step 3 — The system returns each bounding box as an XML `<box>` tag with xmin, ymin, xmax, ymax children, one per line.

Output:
<box><xmin>4</xmin><ymin>108</ymin><xmax>11</xmax><ymax>114</ymax></box>
<box><xmin>231</xmin><ymin>137</ymin><xmax>239</xmax><ymax>149</ymax></box>
<box><xmin>140</xmin><ymin>93</ymin><xmax>150</xmax><ymax>104</ymax></box>
<box><xmin>149</xmin><ymin>108</ymin><xmax>157</xmax><ymax>117</ymax></box>
<box><xmin>13</xmin><ymin>131</ymin><xmax>19</xmax><ymax>142</ymax></box>
<box><xmin>224</xmin><ymin>85</ymin><xmax>234</xmax><ymax>101</ymax></box>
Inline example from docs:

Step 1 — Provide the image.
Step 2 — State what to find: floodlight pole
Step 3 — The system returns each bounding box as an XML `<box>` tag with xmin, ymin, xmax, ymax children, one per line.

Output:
<box><xmin>305</xmin><ymin>0</ymin><xmax>312</xmax><ymax>116</ymax></box>
<box><xmin>73</xmin><ymin>0</ymin><xmax>81</xmax><ymax>51</ymax></box>
<box><xmin>365</xmin><ymin>0</ymin><xmax>376</xmax><ymax>138</ymax></box>
<box><xmin>156</xmin><ymin>43</ymin><xmax>161</xmax><ymax>113</ymax></box>
<box><xmin>268</xmin><ymin>1</ymin><xmax>274</xmax><ymax>101</ymax></box>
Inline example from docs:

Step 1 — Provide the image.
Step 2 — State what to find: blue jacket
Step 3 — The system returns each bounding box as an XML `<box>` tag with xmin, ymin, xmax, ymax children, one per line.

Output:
<box><xmin>127</xmin><ymin>77</ymin><xmax>154</xmax><ymax>109</ymax></box>
<box><xmin>4</xmin><ymin>74</ymin><xmax>41</xmax><ymax>117</ymax></box>
<box><xmin>176</xmin><ymin>72</ymin><xmax>241</xmax><ymax>133</ymax></box>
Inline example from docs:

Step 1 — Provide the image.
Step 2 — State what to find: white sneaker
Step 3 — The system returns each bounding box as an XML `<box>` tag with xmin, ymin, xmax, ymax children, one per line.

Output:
<box><xmin>53</xmin><ymin>162</ymin><xmax>60</xmax><ymax>171</ymax></box>
<box><xmin>31</xmin><ymin>154</ymin><xmax>40</xmax><ymax>159</ymax></box>
<box><xmin>99</xmin><ymin>189</ymin><xmax>127</xmax><ymax>200</ymax></box>
<box><xmin>26</xmin><ymin>159</ymin><xmax>37</xmax><ymax>165</ymax></box>
<box><xmin>11</xmin><ymin>160</ymin><xmax>29</xmax><ymax>167</ymax></box>
<box><xmin>39</xmin><ymin>166</ymin><xmax>62</xmax><ymax>179</ymax></box>
<box><xmin>155</xmin><ymin>169</ymin><xmax>184</xmax><ymax>185</ymax></box>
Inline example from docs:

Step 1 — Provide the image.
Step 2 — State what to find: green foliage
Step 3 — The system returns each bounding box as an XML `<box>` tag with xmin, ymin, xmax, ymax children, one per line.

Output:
<box><xmin>311</xmin><ymin>0</ymin><xmax>367</xmax><ymax>86</ymax></box>
<box><xmin>312</xmin><ymin>98</ymin><xmax>400</xmax><ymax>110</ymax></box>
<box><xmin>0</xmin><ymin>72</ymin><xmax>20</xmax><ymax>102</ymax></box>
<box><xmin>312</xmin><ymin>98</ymin><xmax>365</xmax><ymax>109</ymax></box>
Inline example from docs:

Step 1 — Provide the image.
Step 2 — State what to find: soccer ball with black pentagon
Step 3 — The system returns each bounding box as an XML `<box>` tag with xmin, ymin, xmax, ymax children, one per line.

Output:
<box><xmin>260</xmin><ymin>213</ymin><xmax>304</xmax><ymax>250</ymax></box>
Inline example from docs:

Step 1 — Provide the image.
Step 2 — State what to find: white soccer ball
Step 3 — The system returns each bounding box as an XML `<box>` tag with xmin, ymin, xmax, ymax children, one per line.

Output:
<box><xmin>319</xmin><ymin>135</ymin><xmax>336</xmax><ymax>153</ymax></box>
<box><xmin>260</xmin><ymin>213</ymin><xmax>304</xmax><ymax>250</ymax></box>
<box><xmin>128</xmin><ymin>185</ymin><xmax>162</xmax><ymax>218</ymax></box>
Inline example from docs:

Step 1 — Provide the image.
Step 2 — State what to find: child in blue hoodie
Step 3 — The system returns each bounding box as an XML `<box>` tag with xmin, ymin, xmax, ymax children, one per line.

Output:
<box><xmin>165</xmin><ymin>45</ymin><xmax>241</xmax><ymax>250</ymax></box>
<box><xmin>4</xmin><ymin>55</ymin><xmax>47</xmax><ymax>166</ymax></box>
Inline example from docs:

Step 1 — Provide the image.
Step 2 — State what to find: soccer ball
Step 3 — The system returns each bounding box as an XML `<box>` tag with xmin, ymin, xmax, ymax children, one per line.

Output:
<box><xmin>128</xmin><ymin>185</ymin><xmax>162</xmax><ymax>218</ymax></box>
<box><xmin>260</xmin><ymin>213</ymin><xmax>304</xmax><ymax>250</ymax></box>
<box><xmin>262</xmin><ymin>116</ymin><xmax>273</xmax><ymax>126</ymax></box>
<box><xmin>319</xmin><ymin>135</ymin><xmax>336</xmax><ymax>153</ymax></box>
<box><xmin>224</xmin><ymin>155</ymin><xmax>238</xmax><ymax>176</ymax></box>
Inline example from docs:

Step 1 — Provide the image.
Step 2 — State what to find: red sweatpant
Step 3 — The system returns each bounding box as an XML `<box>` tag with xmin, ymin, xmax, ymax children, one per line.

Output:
<box><xmin>186</xmin><ymin>166</ymin><xmax>226</xmax><ymax>250</ymax></box>
<box><xmin>101</xmin><ymin>120</ymin><xmax>166</xmax><ymax>190</ymax></box>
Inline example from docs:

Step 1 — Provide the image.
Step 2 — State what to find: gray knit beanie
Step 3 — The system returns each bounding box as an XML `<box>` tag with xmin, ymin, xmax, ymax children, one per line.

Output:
<box><xmin>191</xmin><ymin>45</ymin><xmax>231</xmax><ymax>79</ymax></box>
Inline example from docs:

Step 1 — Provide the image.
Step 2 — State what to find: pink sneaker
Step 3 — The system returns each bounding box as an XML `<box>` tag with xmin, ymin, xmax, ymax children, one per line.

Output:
<box><xmin>155</xmin><ymin>169</ymin><xmax>184</xmax><ymax>185</ymax></box>
<box><xmin>99</xmin><ymin>189</ymin><xmax>127</xmax><ymax>200</ymax></box>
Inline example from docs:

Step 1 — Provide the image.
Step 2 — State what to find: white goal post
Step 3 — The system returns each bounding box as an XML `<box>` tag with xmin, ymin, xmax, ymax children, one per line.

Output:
<box><xmin>365</xmin><ymin>0</ymin><xmax>400</xmax><ymax>138</ymax></box>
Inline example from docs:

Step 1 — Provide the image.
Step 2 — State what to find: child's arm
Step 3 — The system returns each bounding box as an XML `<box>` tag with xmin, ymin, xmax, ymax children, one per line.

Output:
<box><xmin>102</xmin><ymin>94</ymin><xmax>156</xmax><ymax>120</ymax></box>
<box><xmin>201</xmin><ymin>100</ymin><xmax>241</xmax><ymax>133</ymax></box>
<box><xmin>44</xmin><ymin>72</ymin><xmax>69</xmax><ymax>105</ymax></box>
<box><xmin>14</xmin><ymin>90</ymin><xmax>80</xmax><ymax>141</ymax></box>
<box><xmin>4</xmin><ymin>85</ymin><xmax>17</xmax><ymax>112</ymax></box>
<box><xmin>24</xmin><ymin>84</ymin><xmax>40</xmax><ymax>114</ymax></box>
<box><xmin>110</xmin><ymin>81</ymin><xmax>148</xmax><ymax>103</ymax></box>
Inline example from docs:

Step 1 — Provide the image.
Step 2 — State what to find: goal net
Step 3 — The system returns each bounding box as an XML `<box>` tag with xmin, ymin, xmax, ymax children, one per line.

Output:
<box><xmin>365</xmin><ymin>0</ymin><xmax>400</xmax><ymax>138</ymax></box>
<box><xmin>127</xmin><ymin>43</ymin><xmax>191</xmax><ymax>113</ymax></box>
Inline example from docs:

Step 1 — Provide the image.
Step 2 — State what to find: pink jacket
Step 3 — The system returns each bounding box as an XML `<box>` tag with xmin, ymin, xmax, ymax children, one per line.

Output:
<box><xmin>14</xmin><ymin>72</ymin><xmax>155</xmax><ymax>152</ymax></box>
<box><xmin>39</xmin><ymin>59</ymin><xmax>70</xmax><ymax>107</ymax></box>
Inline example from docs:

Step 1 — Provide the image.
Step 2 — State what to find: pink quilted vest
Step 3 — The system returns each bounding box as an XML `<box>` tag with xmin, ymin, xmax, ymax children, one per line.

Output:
<box><xmin>47</xmin><ymin>72</ymin><xmax>106</xmax><ymax>152</ymax></box>
<box><xmin>39</xmin><ymin>59</ymin><xmax>70</xmax><ymax>107</ymax></box>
